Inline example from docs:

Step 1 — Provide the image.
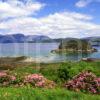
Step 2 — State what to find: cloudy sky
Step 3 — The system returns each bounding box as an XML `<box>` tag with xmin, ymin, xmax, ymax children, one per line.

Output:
<box><xmin>0</xmin><ymin>0</ymin><xmax>100</xmax><ymax>38</ymax></box>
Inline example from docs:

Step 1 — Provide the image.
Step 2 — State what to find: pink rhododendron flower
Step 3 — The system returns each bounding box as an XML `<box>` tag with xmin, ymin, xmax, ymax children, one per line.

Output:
<box><xmin>0</xmin><ymin>72</ymin><xmax>7</xmax><ymax>77</ymax></box>
<box><xmin>0</xmin><ymin>71</ymin><xmax>16</xmax><ymax>86</ymax></box>
<box><xmin>24</xmin><ymin>74</ymin><xmax>55</xmax><ymax>88</ymax></box>
<box><xmin>64</xmin><ymin>71</ymin><xmax>100</xmax><ymax>94</ymax></box>
<box><xmin>10</xmin><ymin>76</ymin><xmax>16</xmax><ymax>81</ymax></box>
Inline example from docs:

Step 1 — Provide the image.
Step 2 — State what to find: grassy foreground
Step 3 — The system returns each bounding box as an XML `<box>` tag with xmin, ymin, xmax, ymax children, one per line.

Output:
<box><xmin>0</xmin><ymin>87</ymin><xmax>100</xmax><ymax>100</ymax></box>
<box><xmin>0</xmin><ymin>61</ymin><xmax>100</xmax><ymax>99</ymax></box>
<box><xmin>10</xmin><ymin>61</ymin><xmax>100</xmax><ymax>83</ymax></box>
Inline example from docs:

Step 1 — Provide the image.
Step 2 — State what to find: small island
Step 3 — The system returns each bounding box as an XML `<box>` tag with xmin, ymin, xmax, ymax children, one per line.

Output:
<box><xmin>51</xmin><ymin>39</ymin><xmax>97</xmax><ymax>53</ymax></box>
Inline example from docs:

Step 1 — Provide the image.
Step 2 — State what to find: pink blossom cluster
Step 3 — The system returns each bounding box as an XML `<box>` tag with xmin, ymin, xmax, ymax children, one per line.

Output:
<box><xmin>24</xmin><ymin>74</ymin><xmax>55</xmax><ymax>88</ymax></box>
<box><xmin>0</xmin><ymin>71</ymin><xmax>16</xmax><ymax>86</ymax></box>
<box><xmin>64</xmin><ymin>71</ymin><xmax>100</xmax><ymax>94</ymax></box>
<box><xmin>0</xmin><ymin>71</ymin><xmax>7</xmax><ymax>77</ymax></box>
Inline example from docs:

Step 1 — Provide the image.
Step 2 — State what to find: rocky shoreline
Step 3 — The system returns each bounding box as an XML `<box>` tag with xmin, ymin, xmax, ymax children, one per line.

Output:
<box><xmin>51</xmin><ymin>48</ymin><xmax>97</xmax><ymax>54</ymax></box>
<box><xmin>81</xmin><ymin>58</ymin><xmax>100</xmax><ymax>62</ymax></box>
<box><xmin>0</xmin><ymin>56</ymin><xmax>100</xmax><ymax>71</ymax></box>
<box><xmin>0</xmin><ymin>56</ymin><xmax>36</xmax><ymax>70</ymax></box>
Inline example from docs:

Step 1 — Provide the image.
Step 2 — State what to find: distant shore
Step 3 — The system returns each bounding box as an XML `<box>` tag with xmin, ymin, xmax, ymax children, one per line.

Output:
<box><xmin>0</xmin><ymin>56</ymin><xmax>100</xmax><ymax>64</ymax></box>
<box><xmin>0</xmin><ymin>56</ymin><xmax>54</xmax><ymax>67</ymax></box>
<box><xmin>0</xmin><ymin>56</ymin><xmax>100</xmax><ymax>71</ymax></box>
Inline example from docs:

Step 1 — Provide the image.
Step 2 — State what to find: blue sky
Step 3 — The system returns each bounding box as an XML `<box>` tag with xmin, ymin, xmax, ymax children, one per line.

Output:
<box><xmin>36</xmin><ymin>0</ymin><xmax>100</xmax><ymax>24</ymax></box>
<box><xmin>0</xmin><ymin>0</ymin><xmax>100</xmax><ymax>38</ymax></box>
<box><xmin>37</xmin><ymin>0</ymin><xmax>100</xmax><ymax>19</ymax></box>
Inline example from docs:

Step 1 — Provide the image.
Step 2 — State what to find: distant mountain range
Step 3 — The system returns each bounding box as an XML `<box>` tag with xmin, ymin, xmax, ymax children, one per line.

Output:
<box><xmin>0</xmin><ymin>34</ymin><xmax>100</xmax><ymax>46</ymax></box>
<box><xmin>0</xmin><ymin>34</ymin><xmax>65</xmax><ymax>43</ymax></box>
<box><xmin>0</xmin><ymin>34</ymin><xmax>51</xmax><ymax>43</ymax></box>
<box><xmin>82</xmin><ymin>37</ymin><xmax>100</xmax><ymax>46</ymax></box>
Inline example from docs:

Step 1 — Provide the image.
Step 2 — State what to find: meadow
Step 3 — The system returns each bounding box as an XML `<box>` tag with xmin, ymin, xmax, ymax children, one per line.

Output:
<box><xmin>0</xmin><ymin>61</ymin><xmax>100</xmax><ymax>100</ymax></box>
<box><xmin>0</xmin><ymin>87</ymin><xmax>100</xmax><ymax>100</ymax></box>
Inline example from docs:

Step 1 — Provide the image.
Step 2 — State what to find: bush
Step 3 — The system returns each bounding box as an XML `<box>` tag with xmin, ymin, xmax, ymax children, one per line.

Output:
<box><xmin>57</xmin><ymin>66</ymin><xmax>70</xmax><ymax>82</ymax></box>
<box><xmin>64</xmin><ymin>71</ymin><xmax>100</xmax><ymax>94</ymax></box>
<box><xmin>24</xmin><ymin>74</ymin><xmax>55</xmax><ymax>88</ymax></box>
<box><xmin>0</xmin><ymin>71</ymin><xmax>16</xmax><ymax>86</ymax></box>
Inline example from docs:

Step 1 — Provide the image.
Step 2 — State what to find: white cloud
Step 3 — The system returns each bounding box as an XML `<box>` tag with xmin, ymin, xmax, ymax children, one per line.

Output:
<box><xmin>0</xmin><ymin>11</ymin><xmax>100</xmax><ymax>38</ymax></box>
<box><xmin>76</xmin><ymin>0</ymin><xmax>100</xmax><ymax>8</ymax></box>
<box><xmin>0</xmin><ymin>0</ymin><xmax>100</xmax><ymax>38</ymax></box>
<box><xmin>0</xmin><ymin>0</ymin><xmax>45</xmax><ymax>20</ymax></box>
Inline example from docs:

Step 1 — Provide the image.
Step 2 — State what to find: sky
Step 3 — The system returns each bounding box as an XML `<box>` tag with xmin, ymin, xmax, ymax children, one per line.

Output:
<box><xmin>0</xmin><ymin>0</ymin><xmax>100</xmax><ymax>38</ymax></box>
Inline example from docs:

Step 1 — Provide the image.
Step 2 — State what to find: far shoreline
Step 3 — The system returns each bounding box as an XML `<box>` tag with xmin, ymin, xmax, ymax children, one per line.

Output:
<box><xmin>0</xmin><ymin>56</ymin><xmax>100</xmax><ymax>63</ymax></box>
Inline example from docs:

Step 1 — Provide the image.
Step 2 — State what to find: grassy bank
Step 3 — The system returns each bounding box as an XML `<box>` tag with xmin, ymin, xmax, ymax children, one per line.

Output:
<box><xmin>0</xmin><ymin>61</ymin><xmax>100</xmax><ymax>99</ymax></box>
<box><xmin>10</xmin><ymin>61</ymin><xmax>100</xmax><ymax>84</ymax></box>
<box><xmin>0</xmin><ymin>87</ymin><xmax>100</xmax><ymax>100</ymax></box>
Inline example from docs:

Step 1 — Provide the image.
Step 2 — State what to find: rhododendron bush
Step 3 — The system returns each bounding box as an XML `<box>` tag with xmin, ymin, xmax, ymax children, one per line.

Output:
<box><xmin>0</xmin><ymin>70</ymin><xmax>100</xmax><ymax>95</ymax></box>
<box><xmin>24</xmin><ymin>74</ymin><xmax>55</xmax><ymax>88</ymax></box>
<box><xmin>64</xmin><ymin>71</ymin><xmax>100</xmax><ymax>94</ymax></box>
<box><xmin>0</xmin><ymin>72</ymin><xmax>55</xmax><ymax>88</ymax></box>
<box><xmin>0</xmin><ymin>71</ymin><xmax>16</xmax><ymax>86</ymax></box>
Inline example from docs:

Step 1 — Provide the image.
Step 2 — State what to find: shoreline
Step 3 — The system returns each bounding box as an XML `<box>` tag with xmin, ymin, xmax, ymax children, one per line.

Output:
<box><xmin>0</xmin><ymin>56</ymin><xmax>100</xmax><ymax>63</ymax></box>
<box><xmin>0</xmin><ymin>56</ymin><xmax>56</xmax><ymax>64</ymax></box>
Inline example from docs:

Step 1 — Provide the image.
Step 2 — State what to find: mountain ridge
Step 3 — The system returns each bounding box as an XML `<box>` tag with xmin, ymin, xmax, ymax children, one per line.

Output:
<box><xmin>0</xmin><ymin>34</ymin><xmax>100</xmax><ymax>45</ymax></box>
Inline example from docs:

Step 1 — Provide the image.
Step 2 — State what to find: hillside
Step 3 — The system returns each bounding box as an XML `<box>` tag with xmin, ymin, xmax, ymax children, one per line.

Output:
<box><xmin>0</xmin><ymin>34</ymin><xmax>51</xmax><ymax>43</ymax></box>
<box><xmin>82</xmin><ymin>37</ymin><xmax>100</xmax><ymax>46</ymax></box>
<box><xmin>0</xmin><ymin>34</ymin><xmax>100</xmax><ymax>45</ymax></box>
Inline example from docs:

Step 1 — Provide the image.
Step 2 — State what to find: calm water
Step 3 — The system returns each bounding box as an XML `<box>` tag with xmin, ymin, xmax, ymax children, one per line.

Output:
<box><xmin>0</xmin><ymin>43</ymin><xmax>100</xmax><ymax>62</ymax></box>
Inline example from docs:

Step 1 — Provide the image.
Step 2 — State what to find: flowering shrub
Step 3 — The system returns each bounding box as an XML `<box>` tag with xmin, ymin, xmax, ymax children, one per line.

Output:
<box><xmin>64</xmin><ymin>71</ymin><xmax>100</xmax><ymax>94</ymax></box>
<box><xmin>24</xmin><ymin>74</ymin><xmax>55</xmax><ymax>88</ymax></box>
<box><xmin>0</xmin><ymin>71</ymin><xmax>16</xmax><ymax>86</ymax></box>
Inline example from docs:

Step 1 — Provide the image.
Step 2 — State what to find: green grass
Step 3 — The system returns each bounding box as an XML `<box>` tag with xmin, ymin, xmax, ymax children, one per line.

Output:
<box><xmin>0</xmin><ymin>87</ymin><xmax>100</xmax><ymax>100</ymax></box>
<box><xmin>8</xmin><ymin>61</ymin><xmax>100</xmax><ymax>84</ymax></box>
<box><xmin>0</xmin><ymin>61</ymin><xmax>100</xmax><ymax>99</ymax></box>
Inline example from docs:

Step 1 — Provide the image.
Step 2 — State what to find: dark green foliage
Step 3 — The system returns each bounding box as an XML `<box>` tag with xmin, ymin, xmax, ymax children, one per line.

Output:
<box><xmin>59</xmin><ymin>39</ymin><xmax>92</xmax><ymax>50</ymax></box>
<box><xmin>57</xmin><ymin>67</ymin><xmax>69</xmax><ymax>81</ymax></box>
<box><xmin>37</xmin><ymin>62</ymin><xmax>100</xmax><ymax>84</ymax></box>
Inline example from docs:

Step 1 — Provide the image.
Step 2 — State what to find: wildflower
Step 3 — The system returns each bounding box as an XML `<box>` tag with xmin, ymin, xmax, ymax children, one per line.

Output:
<box><xmin>64</xmin><ymin>71</ymin><xmax>100</xmax><ymax>94</ymax></box>
<box><xmin>24</xmin><ymin>74</ymin><xmax>55</xmax><ymax>88</ymax></box>
<box><xmin>10</xmin><ymin>76</ymin><xmax>16</xmax><ymax>81</ymax></box>
<box><xmin>0</xmin><ymin>72</ymin><xmax>7</xmax><ymax>77</ymax></box>
<box><xmin>0</xmin><ymin>71</ymin><xmax>16</xmax><ymax>86</ymax></box>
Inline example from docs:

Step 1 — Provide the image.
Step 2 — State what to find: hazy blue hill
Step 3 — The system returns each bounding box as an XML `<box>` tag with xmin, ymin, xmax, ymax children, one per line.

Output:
<box><xmin>0</xmin><ymin>34</ymin><xmax>25</xmax><ymax>43</ymax></box>
<box><xmin>0</xmin><ymin>34</ymin><xmax>100</xmax><ymax>44</ymax></box>
<box><xmin>0</xmin><ymin>34</ymin><xmax>63</xmax><ymax>43</ymax></box>
<box><xmin>12</xmin><ymin>34</ymin><xmax>25</xmax><ymax>42</ymax></box>
<box><xmin>0</xmin><ymin>34</ymin><xmax>51</xmax><ymax>43</ymax></box>
<box><xmin>83</xmin><ymin>37</ymin><xmax>100</xmax><ymax>46</ymax></box>
<box><xmin>26</xmin><ymin>35</ymin><xmax>51</xmax><ymax>42</ymax></box>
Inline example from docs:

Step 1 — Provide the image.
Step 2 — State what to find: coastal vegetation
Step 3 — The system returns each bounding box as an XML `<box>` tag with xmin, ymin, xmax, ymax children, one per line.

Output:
<box><xmin>0</xmin><ymin>59</ymin><xmax>99</xmax><ymax>99</ymax></box>
<box><xmin>51</xmin><ymin>39</ymin><xmax>97</xmax><ymax>53</ymax></box>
